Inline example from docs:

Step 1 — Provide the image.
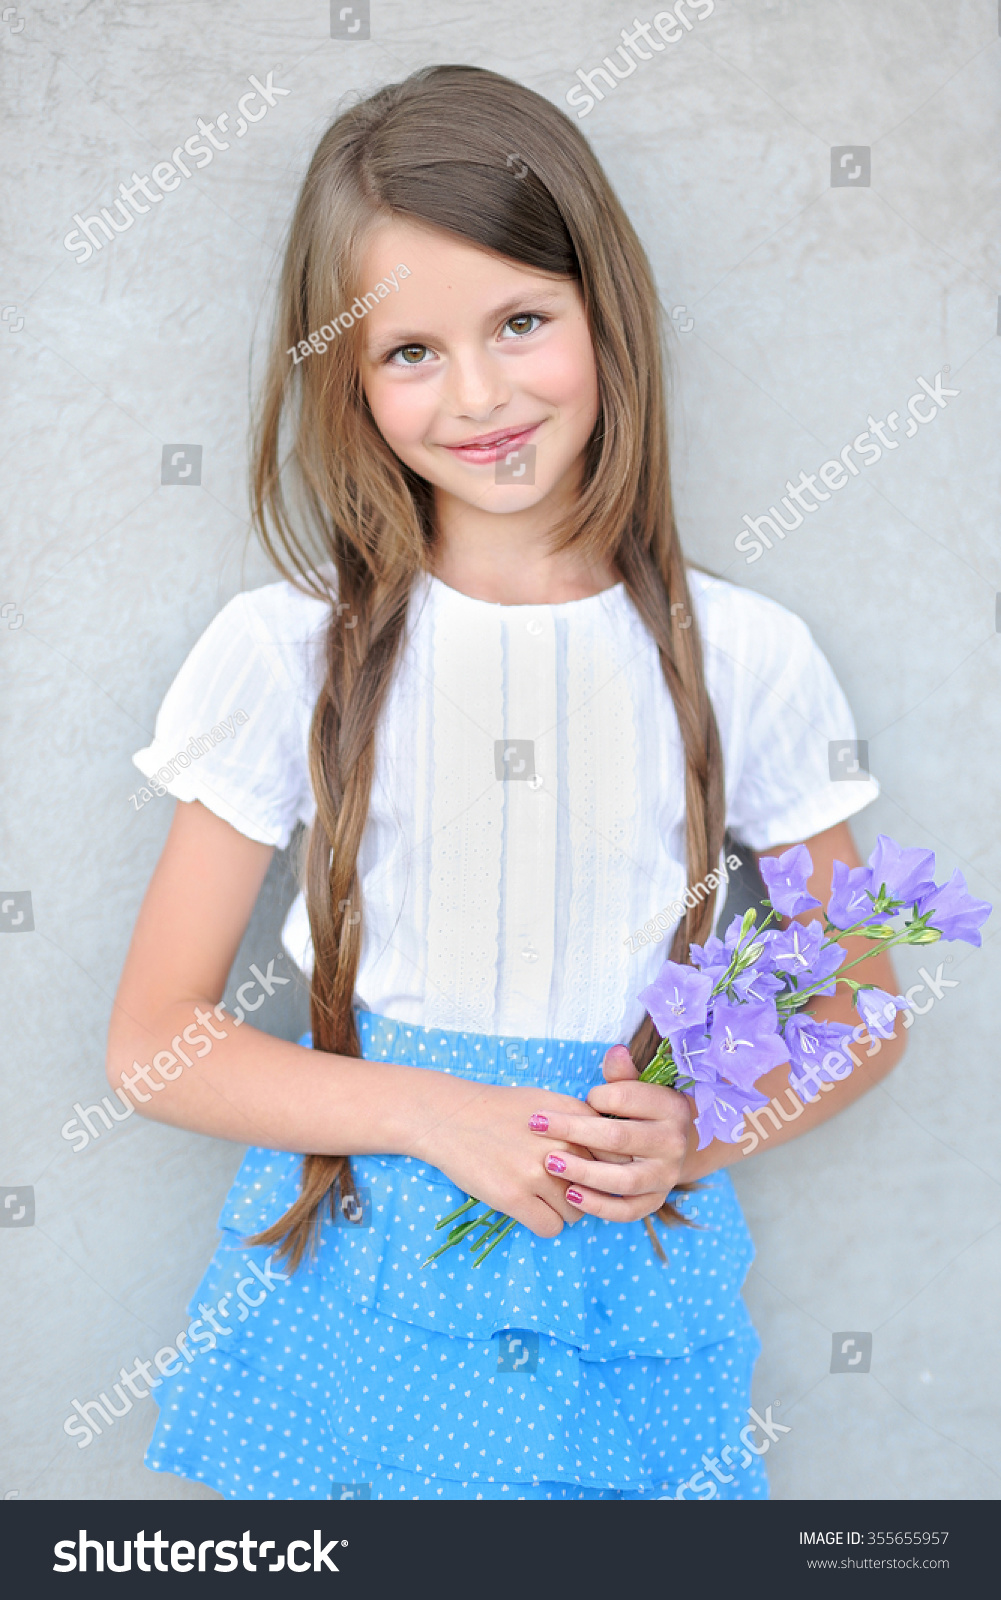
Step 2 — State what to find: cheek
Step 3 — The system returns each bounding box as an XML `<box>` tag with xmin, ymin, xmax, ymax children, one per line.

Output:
<box><xmin>365</xmin><ymin>374</ymin><xmax>435</xmax><ymax>453</ymax></box>
<box><xmin>526</xmin><ymin>333</ymin><xmax>599</xmax><ymax>423</ymax></box>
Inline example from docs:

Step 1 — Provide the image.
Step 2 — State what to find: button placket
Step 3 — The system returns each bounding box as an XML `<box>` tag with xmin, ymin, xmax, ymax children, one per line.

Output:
<box><xmin>493</xmin><ymin>607</ymin><xmax>557</xmax><ymax>1035</ymax></box>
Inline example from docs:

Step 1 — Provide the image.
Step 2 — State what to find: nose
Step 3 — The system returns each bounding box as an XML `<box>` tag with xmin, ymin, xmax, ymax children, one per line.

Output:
<box><xmin>443</xmin><ymin>342</ymin><xmax>511</xmax><ymax>422</ymax></box>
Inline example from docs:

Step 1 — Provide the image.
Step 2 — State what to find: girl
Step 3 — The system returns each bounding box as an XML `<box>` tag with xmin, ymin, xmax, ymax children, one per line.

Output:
<box><xmin>111</xmin><ymin>64</ymin><xmax>904</xmax><ymax>1501</ymax></box>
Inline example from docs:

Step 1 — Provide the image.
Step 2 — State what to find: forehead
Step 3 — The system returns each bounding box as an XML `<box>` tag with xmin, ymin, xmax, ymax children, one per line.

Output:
<box><xmin>357</xmin><ymin>216</ymin><xmax>577</xmax><ymax>318</ymax></box>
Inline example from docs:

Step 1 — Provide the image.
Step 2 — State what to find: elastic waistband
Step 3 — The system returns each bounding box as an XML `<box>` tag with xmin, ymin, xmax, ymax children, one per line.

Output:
<box><xmin>354</xmin><ymin>1008</ymin><xmax>614</xmax><ymax>1096</ymax></box>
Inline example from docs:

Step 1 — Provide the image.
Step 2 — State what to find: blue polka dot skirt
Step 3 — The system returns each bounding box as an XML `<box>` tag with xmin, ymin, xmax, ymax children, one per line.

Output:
<box><xmin>145</xmin><ymin>1011</ymin><xmax>768</xmax><ymax>1500</ymax></box>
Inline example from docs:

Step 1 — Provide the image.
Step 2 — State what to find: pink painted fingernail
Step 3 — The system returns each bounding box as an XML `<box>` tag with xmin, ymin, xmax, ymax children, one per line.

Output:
<box><xmin>545</xmin><ymin>1154</ymin><xmax>566</xmax><ymax>1174</ymax></box>
<box><xmin>529</xmin><ymin>1112</ymin><xmax>549</xmax><ymax>1131</ymax></box>
<box><xmin>565</xmin><ymin>1187</ymin><xmax>584</xmax><ymax>1205</ymax></box>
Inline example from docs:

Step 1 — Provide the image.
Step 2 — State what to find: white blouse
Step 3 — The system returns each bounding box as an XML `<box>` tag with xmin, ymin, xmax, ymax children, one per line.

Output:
<box><xmin>133</xmin><ymin>568</ymin><xmax>879</xmax><ymax>1045</ymax></box>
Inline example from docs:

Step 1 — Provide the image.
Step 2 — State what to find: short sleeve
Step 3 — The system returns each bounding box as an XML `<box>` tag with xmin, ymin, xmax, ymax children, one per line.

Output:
<box><xmin>695</xmin><ymin>575</ymin><xmax>880</xmax><ymax>852</ymax></box>
<box><xmin>132</xmin><ymin>585</ymin><xmax>324</xmax><ymax>847</ymax></box>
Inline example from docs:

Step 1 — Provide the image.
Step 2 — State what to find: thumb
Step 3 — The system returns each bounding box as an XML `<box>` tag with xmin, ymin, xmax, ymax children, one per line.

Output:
<box><xmin>602</xmin><ymin>1044</ymin><xmax>639</xmax><ymax>1082</ymax></box>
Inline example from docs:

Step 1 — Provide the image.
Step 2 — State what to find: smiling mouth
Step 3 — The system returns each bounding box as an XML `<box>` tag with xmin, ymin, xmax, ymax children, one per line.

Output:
<box><xmin>440</xmin><ymin>422</ymin><xmax>541</xmax><ymax>463</ymax></box>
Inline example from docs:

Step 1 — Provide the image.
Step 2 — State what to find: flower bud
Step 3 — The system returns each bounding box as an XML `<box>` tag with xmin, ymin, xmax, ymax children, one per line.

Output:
<box><xmin>735</xmin><ymin>940</ymin><xmax>765</xmax><ymax>970</ymax></box>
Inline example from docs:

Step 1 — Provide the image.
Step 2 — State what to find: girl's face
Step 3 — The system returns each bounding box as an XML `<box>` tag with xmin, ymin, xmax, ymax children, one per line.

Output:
<box><xmin>357</xmin><ymin>218</ymin><xmax>600</xmax><ymax>521</ymax></box>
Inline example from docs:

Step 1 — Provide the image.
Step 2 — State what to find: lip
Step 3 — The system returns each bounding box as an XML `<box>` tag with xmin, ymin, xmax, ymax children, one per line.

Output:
<box><xmin>439</xmin><ymin>421</ymin><xmax>541</xmax><ymax>464</ymax></box>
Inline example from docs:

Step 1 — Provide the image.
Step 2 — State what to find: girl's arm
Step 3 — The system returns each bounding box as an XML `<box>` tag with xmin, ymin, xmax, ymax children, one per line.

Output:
<box><xmin>106</xmin><ymin>798</ymin><xmax>603</xmax><ymax>1233</ymax></box>
<box><xmin>682</xmin><ymin>817</ymin><xmax>906</xmax><ymax>1179</ymax></box>
<box><xmin>106</xmin><ymin>799</ymin><xmax>455</xmax><ymax>1158</ymax></box>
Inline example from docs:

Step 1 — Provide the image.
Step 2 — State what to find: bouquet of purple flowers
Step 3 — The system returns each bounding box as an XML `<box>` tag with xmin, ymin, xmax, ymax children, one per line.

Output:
<box><xmin>423</xmin><ymin>836</ymin><xmax>990</xmax><ymax>1269</ymax></box>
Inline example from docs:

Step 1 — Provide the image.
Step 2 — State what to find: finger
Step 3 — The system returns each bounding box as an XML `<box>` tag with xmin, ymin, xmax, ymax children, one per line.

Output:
<box><xmin>586</xmin><ymin>1079</ymin><xmax>692</xmax><ymax>1122</ymax></box>
<box><xmin>563</xmin><ymin>1183</ymin><xmax>671</xmax><ymax>1223</ymax></box>
<box><xmin>538</xmin><ymin>1180</ymin><xmax>586</xmax><ymax>1225</ymax></box>
<box><xmin>543</xmin><ymin>1148</ymin><xmax>655</xmax><ymax>1197</ymax></box>
<box><xmin>582</xmin><ymin>1145</ymin><xmax>633</xmax><ymax>1166</ymax></box>
<box><xmin>566</xmin><ymin>1138</ymin><xmax>632</xmax><ymax>1168</ymax></box>
<box><xmin>531</xmin><ymin>1109</ymin><xmax>648</xmax><ymax>1158</ymax></box>
<box><xmin>601</xmin><ymin>1044</ymin><xmax>639</xmax><ymax>1081</ymax></box>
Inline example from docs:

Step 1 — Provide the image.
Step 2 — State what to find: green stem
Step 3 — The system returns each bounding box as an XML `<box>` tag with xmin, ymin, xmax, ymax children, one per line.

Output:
<box><xmin>467</xmin><ymin>1212</ymin><xmax>510</xmax><ymax>1251</ymax></box>
<box><xmin>434</xmin><ymin>1194</ymin><xmax>482</xmax><ymax>1232</ymax></box>
<box><xmin>463</xmin><ymin>1212</ymin><xmax>501</xmax><ymax>1249</ymax></box>
<box><xmin>819</xmin><ymin>912</ymin><xmax>894</xmax><ymax>949</ymax></box>
<box><xmin>776</xmin><ymin>931</ymin><xmax>913</xmax><ymax>1016</ymax></box>
<box><xmin>472</xmin><ymin>1217</ymin><xmax>517</xmax><ymax>1268</ymax></box>
<box><xmin>436</xmin><ymin>1217</ymin><xmax>482</xmax><ymax>1249</ymax></box>
<box><xmin>708</xmin><ymin>909</ymin><xmax>779</xmax><ymax>1000</ymax></box>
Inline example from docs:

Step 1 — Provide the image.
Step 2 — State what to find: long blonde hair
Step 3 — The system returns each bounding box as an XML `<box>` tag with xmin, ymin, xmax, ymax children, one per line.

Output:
<box><xmin>247</xmin><ymin>64</ymin><xmax>725</xmax><ymax>1272</ymax></box>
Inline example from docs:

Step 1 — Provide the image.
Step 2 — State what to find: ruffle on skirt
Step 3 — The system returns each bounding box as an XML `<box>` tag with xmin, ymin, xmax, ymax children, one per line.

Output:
<box><xmin>145</xmin><ymin>1010</ymin><xmax>765</xmax><ymax>1497</ymax></box>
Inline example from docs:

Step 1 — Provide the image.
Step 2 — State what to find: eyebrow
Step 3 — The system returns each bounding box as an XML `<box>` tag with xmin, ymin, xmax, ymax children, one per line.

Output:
<box><xmin>365</xmin><ymin>287</ymin><xmax>570</xmax><ymax>358</ymax></box>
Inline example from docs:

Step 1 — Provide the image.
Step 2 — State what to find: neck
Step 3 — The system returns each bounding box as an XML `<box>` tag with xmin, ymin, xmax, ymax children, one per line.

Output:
<box><xmin>429</xmin><ymin>470</ymin><xmax>619</xmax><ymax>606</ymax></box>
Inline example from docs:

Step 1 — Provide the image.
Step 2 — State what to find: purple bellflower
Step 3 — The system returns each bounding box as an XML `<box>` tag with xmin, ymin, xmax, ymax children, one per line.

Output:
<box><xmin>690</xmin><ymin>914</ymin><xmax>758</xmax><ymax>986</ymax></box>
<box><xmin>638</xmin><ymin>962</ymin><xmax>713</xmax><ymax>1035</ymax></box>
<box><xmin>703</xmin><ymin>999</ymin><xmax>789</xmax><ymax>1091</ymax></box>
<box><xmin>917</xmin><ymin>871</ymin><xmax>992</xmax><ymax>946</ymax></box>
<box><xmin>856</xmin><ymin>986</ymin><xmax>909</xmax><ymax>1041</ymax></box>
<box><xmin>732</xmin><ymin>966</ymin><xmax>786</xmax><ymax>1004</ymax></box>
<box><xmin>826</xmin><ymin>860</ymin><xmax>886</xmax><ymax>930</ymax></box>
<box><xmin>866</xmin><ymin>835</ymin><xmax>937</xmax><ymax>906</ymax></box>
<box><xmin>764</xmin><ymin>920</ymin><xmax>845</xmax><ymax>996</ymax></box>
<box><xmin>666</xmin><ymin>1024</ymin><xmax>716</xmax><ymax>1085</ymax></box>
<box><xmin>691</xmin><ymin>1078</ymin><xmax>769</xmax><ymax>1151</ymax></box>
<box><xmin>758</xmin><ymin>845</ymin><xmax>822</xmax><ymax>917</ymax></box>
<box><xmin>783</xmin><ymin>1015</ymin><xmax>857</xmax><ymax>1098</ymax></box>
<box><xmin>687</xmin><ymin>947</ymin><xmax>729</xmax><ymax>990</ymax></box>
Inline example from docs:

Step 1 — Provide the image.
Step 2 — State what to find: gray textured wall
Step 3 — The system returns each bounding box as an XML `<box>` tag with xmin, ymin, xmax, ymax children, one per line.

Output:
<box><xmin>2</xmin><ymin>0</ymin><xmax>998</xmax><ymax>1501</ymax></box>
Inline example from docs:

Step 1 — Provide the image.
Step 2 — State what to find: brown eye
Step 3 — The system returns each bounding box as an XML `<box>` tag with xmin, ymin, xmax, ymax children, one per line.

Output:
<box><xmin>397</xmin><ymin>344</ymin><xmax>428</xmax><ymax>364</ymax></box>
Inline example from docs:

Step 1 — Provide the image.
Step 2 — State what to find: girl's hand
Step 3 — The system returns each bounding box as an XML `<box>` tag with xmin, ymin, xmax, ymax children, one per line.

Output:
<box><xmin>528</xmin><ymin>1045</ymin><xmax>693</xmax><ymax>1222</ymax></box>
<box><xmin>413</xmin><ymin>1078</ymin><xmax>613</xmax><ymax>1238</ymax></box>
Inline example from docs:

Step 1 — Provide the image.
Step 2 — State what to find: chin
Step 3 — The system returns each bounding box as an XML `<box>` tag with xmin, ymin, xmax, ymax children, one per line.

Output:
<box><xmin>469</xmin><ymin>486</ymin><xmax>557</xmax><ymax>515</ymax></box>
<box><xmin>434</xmin><ymin>460</ymin><xmax>573</xmax><ymax>509</ymax></box>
